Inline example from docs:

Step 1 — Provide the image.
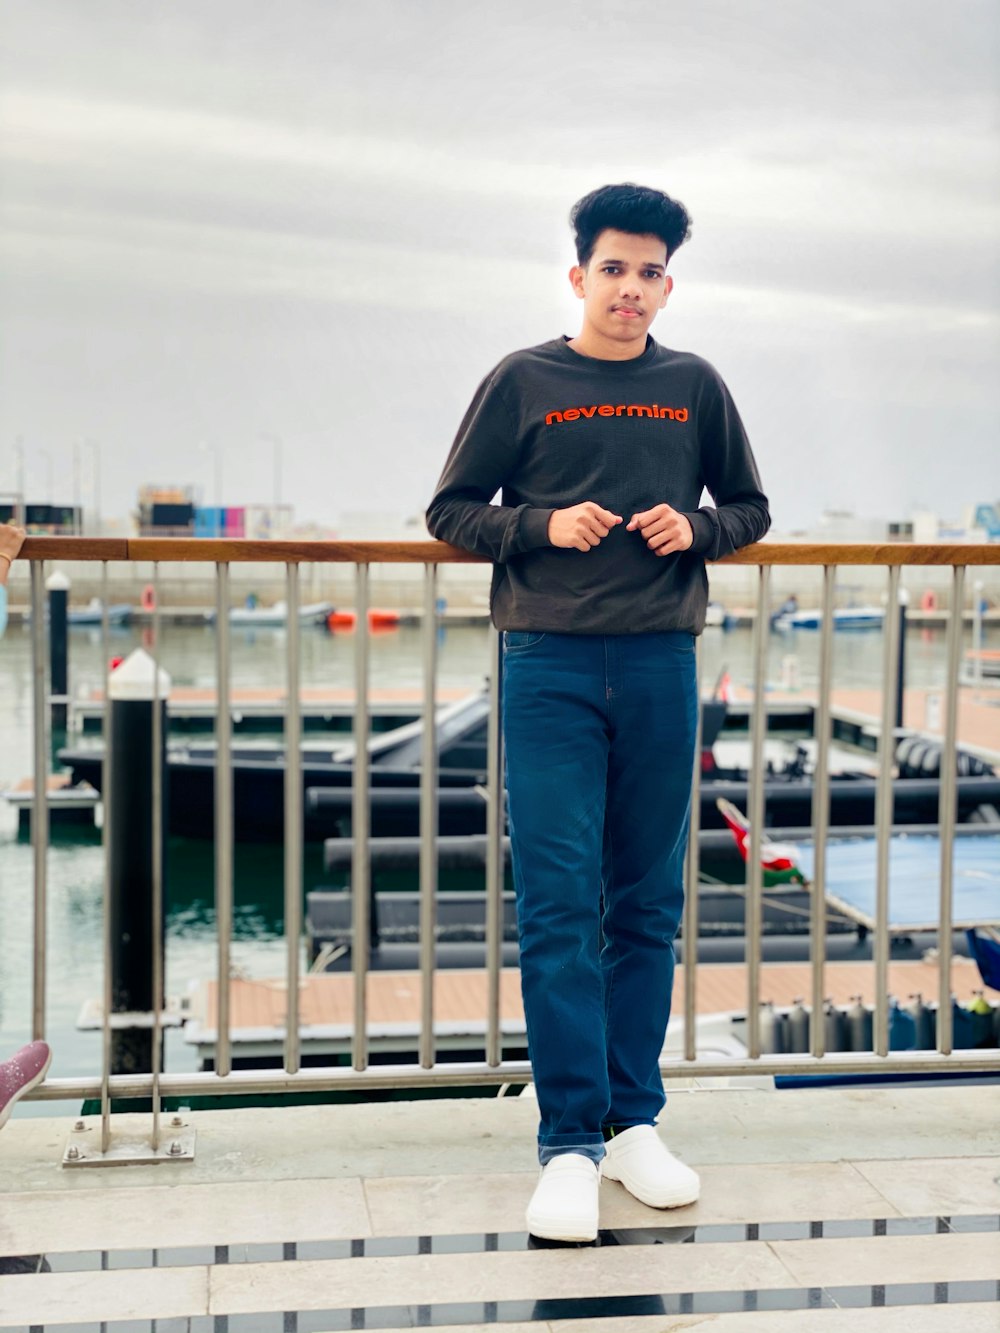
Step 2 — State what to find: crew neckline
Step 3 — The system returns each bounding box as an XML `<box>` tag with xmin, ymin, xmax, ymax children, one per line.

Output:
<box><xmin>556</xmin><ymin>334</ymin><xmax>658</xmax><ymax>369</ymax></box>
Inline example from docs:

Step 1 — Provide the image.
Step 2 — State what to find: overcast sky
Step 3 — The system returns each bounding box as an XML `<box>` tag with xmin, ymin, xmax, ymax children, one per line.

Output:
<box><xmin>1</xmin><ymin>0</ymin><xmax>997</xmax><ymax>535</ymax></box>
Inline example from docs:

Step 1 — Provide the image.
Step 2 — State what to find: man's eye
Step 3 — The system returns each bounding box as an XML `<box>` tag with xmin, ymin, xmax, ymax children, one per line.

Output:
<box><xmin>602</xmin><ymin>266</ymin><xmax>620</xmax><ymax>274</ymax></box>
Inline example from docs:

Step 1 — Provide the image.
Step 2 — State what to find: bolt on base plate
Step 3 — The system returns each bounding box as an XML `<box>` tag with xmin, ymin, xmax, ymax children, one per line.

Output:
<box><xmin>62</xmin><ymin>1124</ymin><xmax>196</xmax><ymax>1167</ymax></box>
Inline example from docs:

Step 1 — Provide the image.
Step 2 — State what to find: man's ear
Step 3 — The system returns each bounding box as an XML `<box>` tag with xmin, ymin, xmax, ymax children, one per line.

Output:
<box><xmin>569</xmin><ymin>264</ymin><xmax>586</xmax><ymax>300</ymax></box>
<box><xmin>659</xmin><ymin>275</ymin><xmax>674</xmax><ymax>309</ymax></box>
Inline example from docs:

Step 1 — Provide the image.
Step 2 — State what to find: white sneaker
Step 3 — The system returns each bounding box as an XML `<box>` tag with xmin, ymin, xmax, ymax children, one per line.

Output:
<box><xmin>525</xmin><ymin>1152</ymin><xmax>601</xmax><ymax>1241</ymax></box>
<box><xmin>602</xmin><ymin>1125</ymin><xmax>700</xmax><ymax>1208</ymax></box>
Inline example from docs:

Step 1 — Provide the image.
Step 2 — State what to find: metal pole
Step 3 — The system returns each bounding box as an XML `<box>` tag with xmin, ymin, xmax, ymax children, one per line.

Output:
<box><xmin>683</xmin><ymin>635</ymin><xmax>703</xmax><ymax>1062</ymax></box>
<box><xmin>937</xmin><ymin>565</ymin><xmax>965</xmax><ymax>1055</ymax></box>
<box><xmin>485</xmin><ymin>628</ymin><xmax>504</xmax><ymax>1067</ymax></box>
<box><xmin>30</xmin><ymin>559</ymin><xmax>48</xmax><ymax>1041</ymax></box>
<box><xmin>972</xmin><ymin>581</ymin><xmax>983</xmax><ymax>689</ymax></box>
<box><xmin>284</xmin><ymin>561</ymin><xmax>302</xmax><ymax>1073</ymax></box>
<box><xmin>745</xmin><ymin>565</ymin><xmax>770</xmax><ymax>1058</ymax></box>
<box><xmin>810</xmin><ymin>565</ymin><xmax>835</xmax><ymax>1057</ymax></box>
<box><xmin>352</xmin><ymin>564</ymin><xmax>371</xmax><ymax>1071</ymax></box>
<box><xmin>100</xmin><ymin>563</ymin><xmax>113</xmax><ymax>1152</ymax></box>
<box><xmin>215</xmin><ymin>563</ymin><xmax>233</xmax><ymax>1079</ymax></box>
<box><xmin>874</xmin><ymin>565</ymin><xmax>902</xmax><ymax>1057</ymax></box>
<box><xmin>150</xmin><ymin>566</ymin><xmax>164</xmax><ymax>1149</ymax></box>
<box><xmin>418</xmin><ymin>564</ymin><xmax>439</xmax><ymax>1069</ymax></box>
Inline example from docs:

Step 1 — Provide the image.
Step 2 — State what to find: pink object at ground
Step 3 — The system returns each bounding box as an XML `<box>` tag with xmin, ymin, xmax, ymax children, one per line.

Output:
<box><xmin>0</xmin><ymin>1041</ymin><xmax>52</xmax><ymax>1129</ymax></box>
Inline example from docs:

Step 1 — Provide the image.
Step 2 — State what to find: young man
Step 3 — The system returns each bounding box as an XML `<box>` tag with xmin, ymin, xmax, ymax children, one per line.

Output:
<box><xmin>426</xmin><ymin>183</ymin><xmax>770</xmax><ymax>1241</ymax></box>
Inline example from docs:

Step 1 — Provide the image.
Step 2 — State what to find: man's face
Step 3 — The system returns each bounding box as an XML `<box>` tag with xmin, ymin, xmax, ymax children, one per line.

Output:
<box><xmin>569</xmin><ymin>229</ymin><xmax>672</xmax><ymax>352</ymax></box>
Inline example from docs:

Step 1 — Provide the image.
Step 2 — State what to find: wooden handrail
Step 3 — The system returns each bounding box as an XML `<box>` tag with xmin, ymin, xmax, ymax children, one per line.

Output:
<box><xmin>12</xmin><ymin>537</ymin><xmax>1000</xmax><ymax>566</ymax></box>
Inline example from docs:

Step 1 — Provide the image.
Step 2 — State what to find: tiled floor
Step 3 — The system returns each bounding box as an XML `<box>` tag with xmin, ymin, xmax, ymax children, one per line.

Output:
<box><xmin>0</xmin><ymin>1085</ymin><xmax>998</xmax><ymax>1331</ymax></box>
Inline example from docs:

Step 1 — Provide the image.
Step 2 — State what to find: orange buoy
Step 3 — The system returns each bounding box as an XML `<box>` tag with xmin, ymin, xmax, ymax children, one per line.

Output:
<box><xmin>920</xmin><ymin>589</ymin><xmax>937</xmax><ymax>611</ymax></box>
<box><xmin>368</xmin><ymin>608</ymin><xmax>400</xmax><ymax>630</ymax></box>
<box><xmin>327</xmin><ymin>610</ymin><xmax>357</xmax><ymax>631</ymax></box>
<box><xmin>140</xmin><ymin>584</ymin><xmax>156</xmax><ymax>612</ymax></box>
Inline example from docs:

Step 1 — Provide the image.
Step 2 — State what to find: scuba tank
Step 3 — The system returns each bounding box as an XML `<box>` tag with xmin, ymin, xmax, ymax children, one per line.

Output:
<box><xmin>759</xmin><ymin>1001</ymin><xmax>786</xmax><ymax>1055</ymax></box>
<box><xmin>904</xmin><ymin>993</ymin><xmax>935</xmax><ymax>1049</ymax></box>
<box><xmin>847</xmin><ymin>995</ymin><xmax>873</xmax><ymax>1052</ymax></box>
<box><xmin>787</xmin><ymin>997</ymin><xmax>811</xmax><ymax>1053</ymax></box>
<box><xmin>824</xmin><ymin>998</ymin><xmax>847</xmax><ymax>1053</ymax></box>
<box><xmin>888</xmin><ymin>995</ymin><xmax>916</xmax><ymax>1051</ymax></box>
<box><xmin>964</xmin><ymin>991</ymin><xmax>995</xmax><ymax>1048</ymax></box>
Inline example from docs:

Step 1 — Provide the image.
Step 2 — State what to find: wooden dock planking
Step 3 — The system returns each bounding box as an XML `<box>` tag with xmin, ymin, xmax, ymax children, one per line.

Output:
<box><xmin>195</xmin><ymin>957</ymin><xmax>985</xmax><ymax>1040</ymax></box>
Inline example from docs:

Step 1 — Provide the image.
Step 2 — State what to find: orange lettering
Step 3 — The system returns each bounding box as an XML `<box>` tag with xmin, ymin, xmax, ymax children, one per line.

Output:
<box><xmin>563</xmin><ymin>408</ymin><xmax>580</xmax><ymax>421</ymax></box>
<box><xmin>676</xmin><ymin>407</ymin><xmax>689</xmax><ymax>423</ymax></box>
<box><xmin>659</xmin><ymin>407</ymin><xmax>675</xmax><ymax>419</ymax></box>
<box><xmin>545</xmin><ymin>411</ymin><xmax>564</xmax><ymax>425</ymax></box>
<box><xmin>578</xmin><ymin>405</ymin><xmax>597</xmax><ymax>418</ymax></box>
<box><xmin>627</xmin><ymin>405</ymin><xmax>653</xmax><ymax>417</ymax></box>
<box><xmin>598</xmin><ymin>405</ymin><xmax>614</xmax><ymax>417</ymax></box>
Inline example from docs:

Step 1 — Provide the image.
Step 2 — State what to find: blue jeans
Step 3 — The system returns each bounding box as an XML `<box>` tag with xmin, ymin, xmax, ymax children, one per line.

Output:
<box><xmin>502</xmin><ymin>630</ymin><xmax>698</xmax><ymax>1166</ymax></box>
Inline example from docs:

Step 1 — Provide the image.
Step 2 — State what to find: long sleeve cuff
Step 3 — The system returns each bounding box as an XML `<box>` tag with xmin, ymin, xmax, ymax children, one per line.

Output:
<box><xmin>518</xmin><ymin>506</ymin><xmax>555</xmax><ymax>551</ymax></box>
<box><xmin>681</xmin><ymin>509</ymin><xmax>716</xmax><ymax>556</ymax></box>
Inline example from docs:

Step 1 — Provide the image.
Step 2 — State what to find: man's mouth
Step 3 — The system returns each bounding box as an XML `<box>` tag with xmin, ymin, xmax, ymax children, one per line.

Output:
<box><xmin>611</xmin><ymin>306</ymin><xmax>642</xmax><ymax>318</ymax></box>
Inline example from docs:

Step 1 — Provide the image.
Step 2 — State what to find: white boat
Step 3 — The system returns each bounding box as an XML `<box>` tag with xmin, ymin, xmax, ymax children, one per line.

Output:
<box><xmin>203</xmin><ymin>601</ymin><xmax>335</xmax><ymax>627</ymax></box>
<box><xmin>772</xmin><ymin>605</ymin><xmax>885</xmax><ymax>632</ymax></box>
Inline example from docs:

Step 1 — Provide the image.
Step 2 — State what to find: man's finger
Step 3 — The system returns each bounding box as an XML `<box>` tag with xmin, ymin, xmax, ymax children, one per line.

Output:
<box><xmin>592</xmin><ymin>507</ymin><xmax>622</xmax><ymax>527</ymax></box>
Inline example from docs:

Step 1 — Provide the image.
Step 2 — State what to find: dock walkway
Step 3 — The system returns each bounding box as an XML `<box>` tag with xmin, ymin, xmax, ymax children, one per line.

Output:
<box><xmin>1</xmin><ymin>1085</ymin><xmax>998</xmax><ymax>1330</ymax></box>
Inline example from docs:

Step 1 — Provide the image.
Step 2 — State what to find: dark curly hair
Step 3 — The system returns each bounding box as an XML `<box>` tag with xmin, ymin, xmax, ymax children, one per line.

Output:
<box><xmin>570</xmin><ymin>182</ymin><xmax>692</xmax><ymax>268</ymax></box>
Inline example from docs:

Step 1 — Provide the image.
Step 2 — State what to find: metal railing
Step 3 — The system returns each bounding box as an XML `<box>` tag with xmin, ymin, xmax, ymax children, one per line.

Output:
<box><xmin>11</xmin><ymin>539</ymin><xmax>1000</xmax><ymax>1148</ymax></box>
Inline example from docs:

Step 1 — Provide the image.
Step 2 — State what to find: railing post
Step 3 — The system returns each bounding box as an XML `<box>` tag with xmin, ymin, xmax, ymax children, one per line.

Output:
<box><xmin>352</xmin><ymin>563</ymin><xmax>371</xmax><ymax>1071</ymax></box>
<box><xmin>874</xmin><ymin>565</ymin><xmax>902</xmax><ymax>1056</ymax></box>
<box><xmin>215</xmin><ymin>562</ymin><xmax>234</xmax><ymax>1080</ymax></box>
<box><xmin>30</xmin><ymin>559</ymin><xmax>48</xmax><ymax>1043</ymax></box>
<box><xmin>485</xmin><ymin>627</ymin><xmax>504</xmax><ymax>1068</ymax></box>
<box><xmin>284</xmin><ymin>560</ymin><xmax>303</xmax><ymax>1074</ymax></box>
<box><xmin>100</xmin><ymin>563</ymin><xmax>114</xmax><ymax>1153</ymax></box>
<box><xmin>937</xmin><ymin>564</ymin><xmax>965</xmax><ymax>1055</ymax></box>
<box><xmin>418</xmin><ymin>563</ymin><xmax>439</xmax><ymax>1069</ymax></box>
<box><xmin>810</xmin><ymin>565</ymin><xmax>836</xmax><ymax>1056</ymax></box>
<box><xmin>746</xmin><ymin>564</ymin><xmax>771</xmax><ymax>1058</ymax></box>
<box><xmin>682</xmin><ymin>635</ymin><xmax>703</xmax><ymax>1062</ymax></box>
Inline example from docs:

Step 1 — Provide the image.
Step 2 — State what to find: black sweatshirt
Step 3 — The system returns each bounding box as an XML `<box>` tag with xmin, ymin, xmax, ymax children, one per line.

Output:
<box><xmin>425</xmin><ymin>335</ymin><xmax>770</xmax><ymax>635</ymax></box>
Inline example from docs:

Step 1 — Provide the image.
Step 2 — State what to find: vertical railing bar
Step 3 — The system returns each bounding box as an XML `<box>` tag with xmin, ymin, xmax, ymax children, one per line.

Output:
<box><xmin>746</xmin><ymin>565</ymin><xmax>770</xmax><ymax>1059</ymax></box>
<box><xmin>485</xmin><ymin>628</ymin><xmax>504</xmax><ymax>1067</ymax></box>
<box><xmin>874</xmin><ymin>564</ymin><xmax>901</xmax><ymax>1058</ymax></box>
<box><xmin>938</xmin><ymin>564</ymin><xmax>964</xmax><ymax>1054</ymax></box>
<box><xmin>810</xmin><ymin>565</ymin><xmax>835</xmax><ymax>1057</ymax></box>
<box><xmin>418</xmin><ymin>564</ymin><xmax>439</xmax><ymax>1069</ymax></box>
<box><xmin>352</xmin><ymin>563</ymin><xmax>371</xmax><ymax>1071</ymax></box>
<box><xmin>215</xmin><ymin>562</ymin><xmax>233</xmax><ymax>1079</ymax></box>
<box><xmin>683</xmin><ymin>634</ymin><xmax>703</xmax><ymax>1062</ymax></box>
<box><xmin>30</xmin><ymin>560</ymin><xmax>48</xmax><ymax>1043</ymax></box>
<box><xmin>150</xmin><ymin>563</ymin><xmax>163</xmax><ymax>1150</ymax></box>
<box><xmin>100</xmin><ymin>562</ymin><xmax>113</xmax><ymax>1151</ymax></box>
<box><xmin>284</xmin><ymin>560</ymin><xmax>302</xmax><ymax>1074</ymax></box>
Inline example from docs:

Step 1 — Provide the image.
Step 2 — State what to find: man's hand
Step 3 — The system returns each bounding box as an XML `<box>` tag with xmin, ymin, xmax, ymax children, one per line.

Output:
<box><xmin>0</xmin><ymin>524</ymin><xmax>25</xmax><ymax>585</ymax></box>
<box><xmin>548</xmin><ymin>502</ymin><xmax>622</xmax><ymax>552</ymax></box>
<box><xmin>626</xmin><ymin>504</ymin><xmax>693</xmax><ymax>556</ymax></box>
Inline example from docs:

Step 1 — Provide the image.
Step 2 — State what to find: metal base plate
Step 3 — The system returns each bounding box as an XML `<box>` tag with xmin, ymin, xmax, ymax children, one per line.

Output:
<box><xmin>62</xmin><ymin>1125</ymin><xmax>196</xmax><ymax>1168</ymax></box>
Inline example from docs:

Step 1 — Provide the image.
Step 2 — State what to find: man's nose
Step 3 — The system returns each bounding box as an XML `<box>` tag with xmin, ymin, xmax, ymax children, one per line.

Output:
<box><xmin>619</xmin><ymin>273</ymin><xmax>642</xmax><ymax>299</ymax></box>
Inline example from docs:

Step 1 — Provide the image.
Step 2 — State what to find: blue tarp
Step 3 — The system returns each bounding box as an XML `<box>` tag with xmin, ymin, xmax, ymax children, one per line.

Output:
<box><xmin>791</xmin><ymin>832</ymin><xmax>1000</xmax><ymax>930</ymax></box>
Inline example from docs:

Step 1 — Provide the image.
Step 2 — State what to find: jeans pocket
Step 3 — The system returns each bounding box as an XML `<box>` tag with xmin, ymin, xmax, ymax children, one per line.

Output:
<box><xmin>503</xmin><ymin>630</ymin><xmax>548</xmax><ymax>651</ymax></box>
